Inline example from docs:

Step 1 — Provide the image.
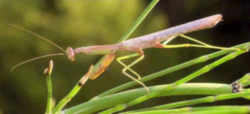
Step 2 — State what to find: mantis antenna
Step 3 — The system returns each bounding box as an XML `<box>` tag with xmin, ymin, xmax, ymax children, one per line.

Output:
<box><xmin>10</xmin><ymin>53</ymin><xmax>64</xmax><ymax>72</ymax></box>
<box><xmin>9</xmin><ymin>24</ymin><xmax>66</xmax><ymax>71</ymax></box>
<box><xmin>8</xmin><ymin>24</ymin><xmax>65</xmax><ymax>53</ymax></box>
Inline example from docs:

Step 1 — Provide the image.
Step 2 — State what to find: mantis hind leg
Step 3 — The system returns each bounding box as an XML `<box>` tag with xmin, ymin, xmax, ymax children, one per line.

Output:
<box><xmin>116</xmin><ymin>53</ymin><xmax>150</xmax><ymax>93</ymax></box>
<box><xmin>161</xmin><ymin>34</ymin><xmax>239</xmax><ymax>51</ymax></box>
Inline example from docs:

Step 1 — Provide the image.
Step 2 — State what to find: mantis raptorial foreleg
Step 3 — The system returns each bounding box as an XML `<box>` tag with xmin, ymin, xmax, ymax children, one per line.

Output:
<box><xmin>116</xmin><ymin>53</ymin><xmax>150</xmax><ymax>92</ymax></box>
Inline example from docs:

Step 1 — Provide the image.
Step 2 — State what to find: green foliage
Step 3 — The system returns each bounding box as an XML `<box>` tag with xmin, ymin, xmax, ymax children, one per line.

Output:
<box><xmin>1</xmin><ymin>0</ymin><xmax>250</xmax><ymax>114</ymax></box>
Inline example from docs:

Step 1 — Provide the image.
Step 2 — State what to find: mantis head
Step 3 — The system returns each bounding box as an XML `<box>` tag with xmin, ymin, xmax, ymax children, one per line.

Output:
<box><xmin>66</xmin><ymin>47</ymin><xmax>76</xmax><ymax>62</ymax></box>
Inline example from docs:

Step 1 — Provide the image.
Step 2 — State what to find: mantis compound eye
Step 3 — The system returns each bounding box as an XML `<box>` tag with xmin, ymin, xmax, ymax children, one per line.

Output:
<box><xmin>66</xmin><ymin>47</ymin><xmax>75</xmax><ymax>61</ymax></box>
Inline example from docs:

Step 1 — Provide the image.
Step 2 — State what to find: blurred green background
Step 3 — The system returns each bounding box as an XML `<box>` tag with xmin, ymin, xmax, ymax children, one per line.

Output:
<box><xmin>0</xmin><ymin>0</ymin><xmax>250</xmax><ymax>114</ymax></box>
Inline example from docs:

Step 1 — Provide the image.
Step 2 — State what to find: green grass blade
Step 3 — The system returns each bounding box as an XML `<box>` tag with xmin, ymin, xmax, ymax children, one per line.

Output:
<box><xmin>119</xmin><ymin>0</ymin><xmax>160</xmax><ymax>42</ymax></box>
<box><xmin>53</xmin><ymin>83</ymin><xmax>83</xmax><ymax>113</ymax></box>
<box><xmin>63</xmin><ymin>83</ymin><xmax>232</xmax><ymax>114</ymax></box>
<box><xmin>235</xmin><ymin>73</ymin><xmax>250</xmax><ymax>87</ymax></box>
<box><xmin>130</xmin><ymin>89</ymin><xmax>250</xmax><ymax>112</ymax></box>
<box><xmin>122</xmin><ymin>106</ymin><xmax>250</xmax><ymax>114</ymax></box>
<box><xmin>45</xmin><ymin>76</ymin><xmax>53</xmax><ymax>114</ymax></box>
<box><xmin>44</xmin><ymin>60</ymin><xmax>54</xmax><ymax>114</ymax></box>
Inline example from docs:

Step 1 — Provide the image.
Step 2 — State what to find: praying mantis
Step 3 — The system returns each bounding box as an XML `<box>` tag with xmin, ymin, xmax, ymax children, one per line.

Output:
<box><xmin>11</xmin><ymin>14</ymin><xmax>235</xmax><ymax>92</ymax></box>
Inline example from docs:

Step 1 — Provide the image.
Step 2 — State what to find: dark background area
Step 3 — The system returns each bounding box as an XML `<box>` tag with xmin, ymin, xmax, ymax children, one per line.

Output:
<box><xmin>0</xmin><ymin>0</ymin><xmax>250</xmax><ymax>114</ymax></box>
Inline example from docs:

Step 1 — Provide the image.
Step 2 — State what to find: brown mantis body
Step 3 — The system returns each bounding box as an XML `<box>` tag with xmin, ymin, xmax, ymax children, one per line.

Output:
<box><xmin>66</xmin><ymin>14</ymin><xmax>222</xmax><ymax>61</ymax></box>
<box><xmin>11</xmin><ymin>14</ymin><xmax>225</xmax><ymax>92</ymax></box>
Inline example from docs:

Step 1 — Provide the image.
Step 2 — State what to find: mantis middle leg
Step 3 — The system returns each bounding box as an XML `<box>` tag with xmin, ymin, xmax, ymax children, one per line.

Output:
<box><xmin>116</xmin><ymin>53</ymin><xmax>150</xmax><ymax>92</ymax></box>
